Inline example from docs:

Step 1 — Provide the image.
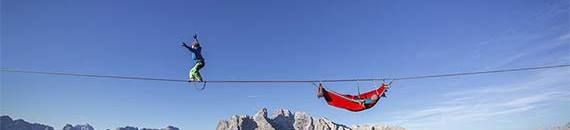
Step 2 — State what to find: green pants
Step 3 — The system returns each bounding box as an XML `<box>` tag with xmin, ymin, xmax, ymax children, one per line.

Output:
<box><xmin>189</xmin><ymin>61</ymin><xmax>205</xmax><ymax>81</ymax></box>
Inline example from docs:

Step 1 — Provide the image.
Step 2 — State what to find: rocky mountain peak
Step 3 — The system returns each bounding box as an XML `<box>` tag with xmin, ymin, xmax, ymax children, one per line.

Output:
<box><xmin>0</xmin><ymin>115</ymin><xmax>54</xmax><ymax>130</ymax></box>
<box><xmin>63</xmin><ymin>124</ymin><xmax>94</xmax><ymax>130</ymax></box>
<box><xmin>216</xmin><ymin>108</ymin><xmax>405</xmax><ymax>130</ymax></box>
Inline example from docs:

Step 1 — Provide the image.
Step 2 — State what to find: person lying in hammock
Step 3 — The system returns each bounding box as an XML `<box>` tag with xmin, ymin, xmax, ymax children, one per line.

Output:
<box><xmin>181</xmin><ymin>34</ymin><xmax>205</xmax><ymax>82</ymax></box>
<box><xmin>316</xmin><ymin>82</ymin><xmax>389</xmax><ymax>112</ymax></box>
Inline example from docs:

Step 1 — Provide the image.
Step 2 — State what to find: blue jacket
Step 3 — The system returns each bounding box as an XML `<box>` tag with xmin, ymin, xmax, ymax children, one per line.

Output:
<box><xmin>184</xmin><ymin>45</ymin><xmax>204</xmax><ymax>62</ymax></box>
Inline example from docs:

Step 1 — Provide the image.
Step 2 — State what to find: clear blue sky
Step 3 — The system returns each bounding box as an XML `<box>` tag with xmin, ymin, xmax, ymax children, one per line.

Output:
<box><xmin>1</xmin><ymin>0</ymin><xmax>569</xmax><ymax>130</ymax></box>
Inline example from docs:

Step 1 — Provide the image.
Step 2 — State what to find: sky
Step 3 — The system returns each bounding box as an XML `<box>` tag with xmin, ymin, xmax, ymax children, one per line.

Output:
<box><xmin>1</xmin><ymin>0</ymin><xmax>569</xmax><ymax>130</ymax></box>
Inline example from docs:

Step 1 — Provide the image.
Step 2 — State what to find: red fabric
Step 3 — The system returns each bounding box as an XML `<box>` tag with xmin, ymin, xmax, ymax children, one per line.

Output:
<box><xmin>322</xmin><ymin>84</ymin><xmax>386</xmax><ymax>112</ymax></box>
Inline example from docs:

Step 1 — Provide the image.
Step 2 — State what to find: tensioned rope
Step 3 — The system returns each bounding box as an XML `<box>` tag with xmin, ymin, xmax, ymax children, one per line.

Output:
<box><xmin>0</xmin><ymin>64</ymin><xmax>569</xmax><ymax>83</ymax></box>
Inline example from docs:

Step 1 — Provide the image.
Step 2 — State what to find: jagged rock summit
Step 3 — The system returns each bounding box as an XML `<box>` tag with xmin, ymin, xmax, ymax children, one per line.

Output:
<box><xmin>216</xmin><ymin>108</ymin><xmax>405</xmax><ymax>130</ymax></box>
<box><xmin>112</xmin><ymin>126</ymin><xmax>180</xmax><ymax>130</ymax></box>
<box><xmin>0</xmin><ymin>115</ymin><xmax>179</xmax><ymax>130</ymax></box>
<box><xmin>0</xmin><ymin>116</ymin><xmax>54</xmax><ymax>130</ymax></box>
<box><xmin>63</xmin><ymin>124</ymin><xmax>94</xmax><ymax>130</ymax></box>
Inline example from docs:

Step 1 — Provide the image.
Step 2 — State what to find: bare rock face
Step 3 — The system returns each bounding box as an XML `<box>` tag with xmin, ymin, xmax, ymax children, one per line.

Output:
<box><xmin>63</xmin><ymin>124</ymin><xmax>95</xmax><ymax>130</ymax></box>
<box><xmin>216</xmin><ymin>108</ymin><xmax>404</xmax><ymax>130</ymax></box>
<box><xmin>292</xmin><ymin>112</ymin><xmax>350</xmax><ymax>130</ymax></box>
<box><xmin>113</xmin><ymin>126</ymin><xmax>180</xmax><ymax>130</ymax></box>
<box><xmin>253</xmin><ymin>108</ymin><xmax>275</xmax><ymax>130</ymax></box>
<box><xmin>270</xmin><ymin>109</ymin><xmax>294</xmax><ymax>130</ymax></box>
<box><xmin>114</xmin><ymin>126</ymin><xmax>138</xmax><ymax>130</ymax></box>
<box><xmin>351</xmin><ymin>125</ymin><xmax>405</xmax><ymax>130</ymax></box>
<box><xmin>292</xmin><ymin>112</ymin><xmax>313</xmax><ymax>130</ymax></box>
<box><xmin>0</xmin><ymin>116</ymin><xmax>54</xmax><ymax>130</ymax></box>
<box><xmin>216</xmin><ymin>115</ymin><xmax>257</xmax><ymax>130</ymax></box>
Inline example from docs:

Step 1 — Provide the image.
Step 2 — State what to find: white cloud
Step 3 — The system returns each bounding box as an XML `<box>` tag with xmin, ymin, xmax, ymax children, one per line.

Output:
<box><xmin>559</xmin><ymin>33</ymin><xmax>570</xmax><ymax>41</ymax></box>
<box><xmin>388</xmin><ymin>69</ymin><xmax>570</xmax><ymax>129</ymax></box>
<box><xmin>382</xmin><ymin>2</ymin><xmax>570</xmax><ymax>129</ymax></box>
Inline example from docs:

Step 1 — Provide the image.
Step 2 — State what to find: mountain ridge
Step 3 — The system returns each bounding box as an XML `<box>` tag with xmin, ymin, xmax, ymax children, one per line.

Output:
<box><xmin>216</xmin><ymin>108</ymin><xmax>405</xmax><ymax>130</ymax></box>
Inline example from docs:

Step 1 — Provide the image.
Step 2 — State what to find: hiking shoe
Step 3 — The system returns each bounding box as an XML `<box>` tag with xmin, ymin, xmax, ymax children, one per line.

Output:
<box><xmin>317</xmin><ymin>84</ymin><xmax>324</xmax><ymax>98</ymax></box>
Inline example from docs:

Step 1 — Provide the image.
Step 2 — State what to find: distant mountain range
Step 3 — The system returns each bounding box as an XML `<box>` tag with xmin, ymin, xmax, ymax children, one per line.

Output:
<box><xmin>2</xmin><ymin>111</ymin><xmax>569</xmax><ymax>130</ymax></box>
<box><xmin>216</xmin><ymin>108</ymin><xmax>570</xmax><ymax>130</ymax></box>
<box><xmin>0</xmin><ymin>116</ymin><xmax>178</xmax><ymax>130</ymax></box>
<box><xmin>1</xmin><ymin>116</ymin><xmax>53</xmax><ymax>130</ymax></box>
<box><xmin>216</xmin><ymin>108</ymin><xmax>405</xmax><ymax>130</ymax></box>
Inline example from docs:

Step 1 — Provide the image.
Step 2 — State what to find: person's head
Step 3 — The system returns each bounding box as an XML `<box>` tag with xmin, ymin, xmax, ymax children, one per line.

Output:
<box><xmin>371</xmin><ymin>94</ymin><xmax>379</xmax><ymax>101</ymax></box>
<box><xmin>192</xmin><ymin>42</ymin><xmax>200</xmax><ymax>49</ymax></box>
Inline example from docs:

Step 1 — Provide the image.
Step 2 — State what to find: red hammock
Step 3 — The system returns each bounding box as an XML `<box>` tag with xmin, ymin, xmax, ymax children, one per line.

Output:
<box><xmin>320</xmin><ymin>83</ymin><xmax>387</xmax><ymax>112</ymax></box>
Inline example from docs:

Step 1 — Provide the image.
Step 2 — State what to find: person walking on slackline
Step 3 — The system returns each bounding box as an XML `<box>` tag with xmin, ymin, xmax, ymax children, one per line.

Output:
<box><xmin>181</xmin><ymin>34</ymin><xmax>205</xmax><ymax>82</ymax></box>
